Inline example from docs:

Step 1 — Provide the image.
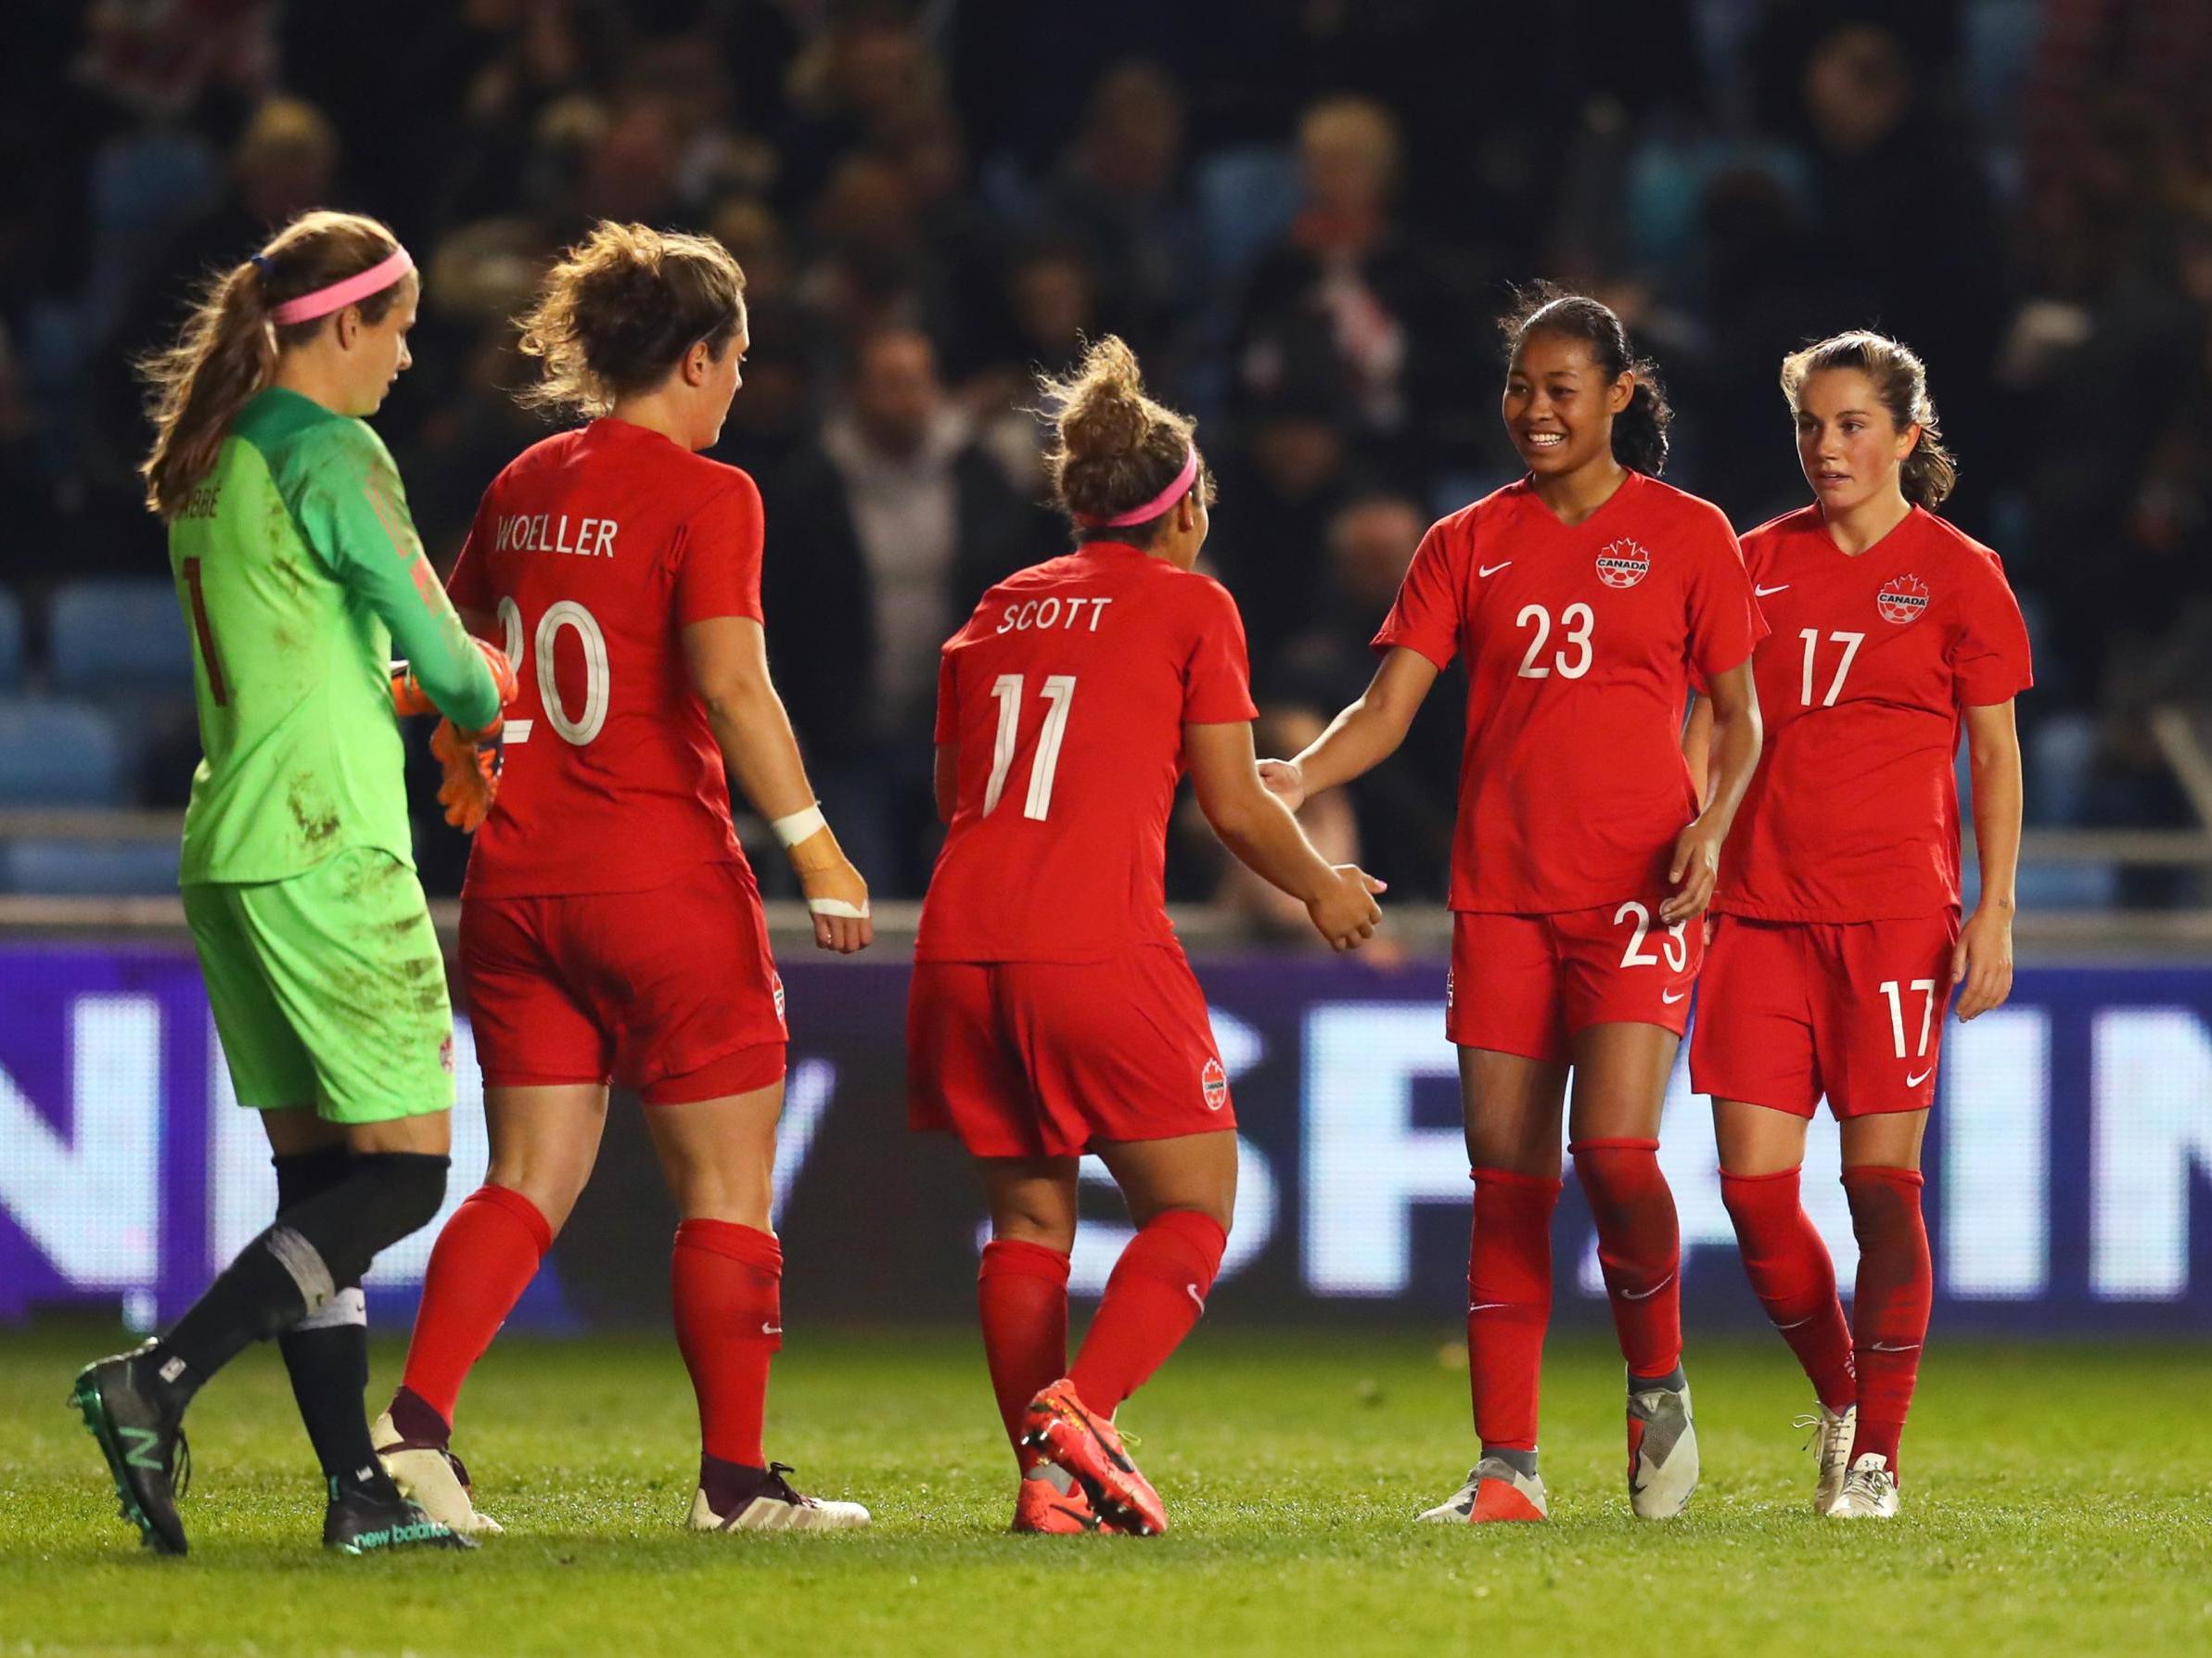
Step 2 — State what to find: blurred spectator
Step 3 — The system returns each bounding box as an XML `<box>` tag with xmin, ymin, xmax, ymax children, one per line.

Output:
<box><xmin>1271</xmin><ymin>494</ymin><xmax>1462</xmax><ymax>900</ymax></box>
<box><xmin>1232</xmin><ymin>96</ymin><xmax>1476</xmax><ymax>470</ymax></box>
<box><xmin>761</xmin><ymin>326</ymin><xmax>1042</xmax><ymax>889</ymax></box>
<box><xmin>1210</xmin><ymin>704</ymin><xmax>1391</xmax><ymax>955</ymax></box>
<box><xmin>1204</xmin><ymin>375</ymin><xmax>1370</xmax><ymax>666</ymax></box>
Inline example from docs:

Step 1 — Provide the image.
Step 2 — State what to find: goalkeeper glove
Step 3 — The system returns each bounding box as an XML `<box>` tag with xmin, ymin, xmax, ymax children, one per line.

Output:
<box><xmin>430</xmin><ymin>717</ymin><xmax>502</xmax><ymax>833</ymax></box>
<box><xmin>391</xmin><ymin>637</ymin><xmax>519</xmax><ymax>723</ymax></box>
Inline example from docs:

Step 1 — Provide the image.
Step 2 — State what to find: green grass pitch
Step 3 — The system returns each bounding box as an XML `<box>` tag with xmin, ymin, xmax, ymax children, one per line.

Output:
<box><xmin>4</xmin><ymin>1325</ymin><xmax>2207</xmax><ymax>1654</ymax></box>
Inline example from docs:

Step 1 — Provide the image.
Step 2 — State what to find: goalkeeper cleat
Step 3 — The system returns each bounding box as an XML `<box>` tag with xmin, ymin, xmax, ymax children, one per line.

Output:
<box><xmin>324</xmin><ymin>1485</ymin><xmax>476</xmax><ymax>1554</ymax></box>
<box><xmin>1828</xmin><ymin>1453</ymin><xmax>1900</xmax><ymax>1519</ymax></box>
<box><xmin>70</xmin><ymin>1346</ymin><xmax>191</xmax><ymax>1556</ymax></box>
<box><xmin>1796</xmin><ymin>1402</ymin><xmax>1857</xmax><ymax>1516</ymax></box>
<box><xmin>1011</xmin><ymin>1466</ymin><xmax>1114</xmax><ymax>1535</ymax></box>
<box><xmin>1415</xmin><ymin>1457</ymin><xmax>1549</xmax><ymax>1524</ymax></box>
<box><xmin>371</xmin><ymin>1410</ymin><xmax>503</xmax><ymax>1536</ymax></box>
<box><xmin>1627</xmin><ymin>1375</ymin><xmax>1699</xmax><ymax>1520</ymax></box>
<box><xmin>1020</xmin><ymin>1379</ymin><xmax>1167</xmax><ymax>1537</ymax></box>
<box><xmin>686</xmin><ymin>1462</ymin><xmax>871</xmax><ymax>1532</ymax></box>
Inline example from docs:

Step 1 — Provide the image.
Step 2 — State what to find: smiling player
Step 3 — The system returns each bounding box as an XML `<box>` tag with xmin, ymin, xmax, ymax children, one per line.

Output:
<box><xmin>1687</xmin><ymin>332</ymin><xmax>2030</xmax><ymax>1519</ymax></box>
<box><xmin>1263</xmin><ymin>288</ymin><xmax>1765</xmax><ymax>1524</ymax></box>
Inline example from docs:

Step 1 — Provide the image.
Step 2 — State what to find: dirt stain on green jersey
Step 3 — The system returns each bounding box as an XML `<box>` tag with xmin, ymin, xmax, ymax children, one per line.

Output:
<box><xmin>287</xmin><ymin>775</ymin><xmax>341</xmax><ymax>851</ymax></box>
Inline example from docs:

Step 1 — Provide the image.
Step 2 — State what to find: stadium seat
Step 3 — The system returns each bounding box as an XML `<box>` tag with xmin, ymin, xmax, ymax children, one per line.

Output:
<box><xmin>0</xmin><ymin>697</ymin><xmax>129</xmax><ymax>807</ymax></box>
<box><xmin>48</xmin><ymin>578</ymin><xmax>194</xmax><ymax>696</ymax></box>
<box><xmin>0</xmin><ymin>836</ymin><xmax>179</xmax><ymax>896</ymax></box>
<box><xmin>0</xmin><ymin>588</ymin><xmax>22</xmax><ymax>692</ymax></box>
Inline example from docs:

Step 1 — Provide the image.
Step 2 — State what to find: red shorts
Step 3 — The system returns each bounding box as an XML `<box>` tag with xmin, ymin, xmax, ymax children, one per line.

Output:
<box><xmin>1690</xmin><ymin>912</ymin><xmax>1958</xmax><ymax>1118</ymax></box>
<box><xmin>908</xmin><ymin>944</ymin><xmax>1234</xmax><ymax>1159</ymax></box>
<box><xmin>461</xmin><ymin>860</ymin><xmax>786</xmax><ymax>1105</ymax></box>
<box><xmin>1448</xmin><ymin>901</ymin><xmax>1703</xmax><ymax>1062</ymax></box>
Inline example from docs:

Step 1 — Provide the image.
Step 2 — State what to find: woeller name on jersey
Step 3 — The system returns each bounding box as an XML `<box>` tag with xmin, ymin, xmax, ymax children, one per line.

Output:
<box><xmin>494</xmin><ymin>512</ymin><xmax>618</xmax><ymax>558</ymax></box>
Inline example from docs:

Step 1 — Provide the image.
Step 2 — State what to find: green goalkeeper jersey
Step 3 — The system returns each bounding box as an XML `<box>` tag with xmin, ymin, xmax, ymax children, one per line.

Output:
<box><xmin>167</xmin><ymin>386</ymin><xmax>501</xmax><ymax>885</ymax></box>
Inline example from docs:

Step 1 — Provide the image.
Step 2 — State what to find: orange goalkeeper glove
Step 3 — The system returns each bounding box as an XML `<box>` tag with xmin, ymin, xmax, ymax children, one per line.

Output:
<box><xmin>430</xmin><ymin>717</ymin><xmax>502</xmax><ymax>833</ymax></box>
<box><xmin>391</xmin><ymin>637</ymin><xmax>519</xmax><ymax>724</ymax></box>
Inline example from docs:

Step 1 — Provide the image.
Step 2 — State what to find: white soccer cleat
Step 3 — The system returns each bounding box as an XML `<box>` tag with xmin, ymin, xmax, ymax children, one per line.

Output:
<box><xmin>1415</xmin><ymin>1456</ymin><xmax>1549</xmax><ymax>1524</ymax></box>
<box><xmin>1796</xmin><ymin>1403</ymin><xmax>1857</xmax><ymax>1516</ymax></box>
<box><xmin>687</xmin><ymin>1462</ymin><xmax>870</xmax><ymax>1532</ymax></box>
<box><xmin>371</xmin><ymin>1410</ymin><xmax>503</xmax><ymax>1536</ymax></box>
<box><xmin>1828</xmin><ymin>1452</ymin><xmax>1899</xmax><ymax>1519</ymax></box>
<box><xmin>1627</xmin><ymin>1378</ymin><xmax>1699</xmax><ymax>1520</ymax></box>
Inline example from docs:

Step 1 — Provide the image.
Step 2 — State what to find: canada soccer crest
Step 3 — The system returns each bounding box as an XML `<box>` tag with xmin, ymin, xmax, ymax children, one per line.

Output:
<box><xmin>772</xmin><ymin>972</ymin><xmax>787</xmax><ymax>1024</ymax></box>
<box><xmin>1876</xmin><ymin>574</ymin><xmax>1930</xmax><ymax>626</ymax></box>
<box><xmin>1595</xmin><ymin>538</ymin><xmax>1650</xmax><ymax>588</ymax></box>
<box><xmin>1201</xmin><ymin>1057</ymin><xmax>1229</xmax><ymax>1112</ymax></box>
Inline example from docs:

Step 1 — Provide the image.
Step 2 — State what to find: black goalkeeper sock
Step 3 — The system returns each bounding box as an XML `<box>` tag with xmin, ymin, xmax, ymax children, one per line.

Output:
<box><xmin>274</xmin><ymin>1152</ymin><xmax>399</xmax><ymax>1499</ymax></box>
<box><xmin>154</xmin><ymin>1151</ymin><xmax>450</xmax><ymax>1412</ymax></box>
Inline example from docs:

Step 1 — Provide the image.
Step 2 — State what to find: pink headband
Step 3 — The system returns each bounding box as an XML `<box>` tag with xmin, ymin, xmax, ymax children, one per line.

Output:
<box><xmin>1075</xmin><ymin>447</ymin><xmax>1200</xmax><ymax>528</ymax></box>
<box><xmin>269</xmin><ymin>246</ymin><xmax>415</xmax><ymax>325</ymax></box>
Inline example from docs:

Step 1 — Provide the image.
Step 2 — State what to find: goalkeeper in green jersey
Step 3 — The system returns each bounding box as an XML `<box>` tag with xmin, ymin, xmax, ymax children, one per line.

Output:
<box><xmin>71</xmin><ymin>210</ymin><xmax>517</xmax><ymax>1558</ymax></box>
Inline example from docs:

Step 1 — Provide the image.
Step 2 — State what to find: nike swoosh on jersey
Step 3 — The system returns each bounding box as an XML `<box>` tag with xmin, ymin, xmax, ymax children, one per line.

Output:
<box><xmin>1906</xmin><ymin>1068</ymin><xmax>1933</xmax><ymax>1088</ymax></box>
<box><xmin>1661</xmin><ymin>988</ymin><xmax>1687</xmax><ymax>1005</ymax></box>
<box><xmin>1755</xmin><ymin>583</ymin><xmax>1790</xmax><ymax>596</ymax></box>
<box><xmin>1185</xmin><ymin>1284</ymin><xmax>1207</xmax><ymax>1314</ymax></box>
<box><xmin>1620</xmin><ymin>1271</ymin><xmax>1676</xmax><ymax>1302</ymax></box>
<box><xmin>1478</xmin><ymin>562</ymin><xmax>1513</xmax><ymax>578</ymax></box>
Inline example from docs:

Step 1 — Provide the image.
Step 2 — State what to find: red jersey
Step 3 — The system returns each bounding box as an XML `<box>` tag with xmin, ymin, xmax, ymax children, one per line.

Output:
<box><xmin>1376</xmin><ymin>471</ymin><xmax>1764</xmax><ymax>913</ymax></box>
<box><xmin>1713</xmin><ymin>504</ymin><xmax>2032</xmax><ymax>923</ymax></box>
<box><xmin>916</xmin><ymin>542</ymin><xmax>1258</xmax><ymax>963</ymax></box>
<box><xmin>448</xmin><ymin>418</ymin><xmax>761</xmax><ymax>899</ymax></box>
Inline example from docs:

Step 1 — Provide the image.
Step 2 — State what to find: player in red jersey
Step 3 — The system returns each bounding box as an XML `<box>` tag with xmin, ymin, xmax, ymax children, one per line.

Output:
<box><xmin>1686</xmin><ymin>332</ymin><xmax>2029</xmax><ymax>1520</ymax></box>
<box><xmin>910</xmin><ymin>338</ymin><xmax>1385</xmax><ymax>1536</ymax></box>
<box><xmin>1263</xmin><ymin>291</ymin><xmax>1766</xmax><ymax>1524</ymax></box>
<box><xmin>371</xmin><ymin>223</ymin><xmax>872</xmax><ymax>1535</ymax></box>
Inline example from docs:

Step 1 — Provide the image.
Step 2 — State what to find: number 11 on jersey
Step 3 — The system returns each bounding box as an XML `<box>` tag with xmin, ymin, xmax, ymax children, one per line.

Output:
<box><xmin>983</xmin><ymin>673</ymin><xmax>1077</xmax><ymax>820</ymax></box>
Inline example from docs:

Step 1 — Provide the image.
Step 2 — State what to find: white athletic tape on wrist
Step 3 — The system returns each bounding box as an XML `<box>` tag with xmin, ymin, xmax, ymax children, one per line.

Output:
<box><xmin>771</xmin><ymin>804</ymin><xmax>827</xmax><ymax>848</ymax></box>
<box><xmin>806</xmin><ymin>897</ymin><xmax>870</xmax><ymax>920</ymax></box>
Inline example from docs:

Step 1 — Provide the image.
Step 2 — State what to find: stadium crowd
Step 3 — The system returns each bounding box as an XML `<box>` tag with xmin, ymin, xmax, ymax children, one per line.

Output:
<box><xmin>3</xmin><ymin>0</ymin><xmax>2209</xmax><ymax>909</ymax></box>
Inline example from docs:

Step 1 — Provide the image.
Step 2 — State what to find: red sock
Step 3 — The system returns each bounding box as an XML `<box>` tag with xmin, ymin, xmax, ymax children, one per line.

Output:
<box><xmin>671</xmin><ymin>1219</ymin><xmax>783</xmax><ymax>1471</ymax></box>
<box><xmin>1843</xmin><ymin>1167</ymin><xmax>1931</xmax><ymax>1477</ymax></box>
<box><xmin>978</xmin><ymin>1239</ymin><xmax>1070</xmax><ymax>1460</ymax></box>
<box><xmin>1466</xmin><ymin>1168</ymin><xmax>1562</xmax><ymax>1451</ymax></box>
<box><xmin>398</xmin><ymin>1184</ymin><xmax>552</xmax><ymax>1429</ymax></box>
<box><xmin>1720</xmin><ymin>1167</ymin><xmax>1855</xmax><ymax>1411</ymax></box>
<box><xmin>1068</xmin><ymin>1210</ymin><xmax>1226</xmax><ymax>1414</ymax></box>
<box><xmin>1570</xmin><ymin>1139</ymin><xmax>1682</xmax><ymax>1380</ymax></box>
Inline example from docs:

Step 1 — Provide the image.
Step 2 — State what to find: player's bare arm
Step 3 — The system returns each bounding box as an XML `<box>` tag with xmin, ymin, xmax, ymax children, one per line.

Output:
<box><xmin>1954</xmin><ymin>697</ymin><xmax>2022</xmax><ymax>1021</ymax></box>
<box><xmin>1259</xmin><ymin>646</ymin><xmax>1440</xmax><ymax>811</ymax></box>
<box><xmin>1187</xmin><ymin>720</ymin><xmax>1385</xmax><ymax>951</ymax></box>
<box><xmin>682</xmin><ymin>614</ymin><xmax>873</xmax><ymax>954</ymax></box>
<box><xmin>1662</xmin><ymin>658</ymin><xmax>1760</xmax><ymax>925</ymax></box>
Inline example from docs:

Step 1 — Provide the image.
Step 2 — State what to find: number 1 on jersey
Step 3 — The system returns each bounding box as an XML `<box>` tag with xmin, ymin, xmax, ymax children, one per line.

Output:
<box><xmin>982</xmin><ymin>672</ymin><xmax>1077</xmax><ymax>821</ymax></box>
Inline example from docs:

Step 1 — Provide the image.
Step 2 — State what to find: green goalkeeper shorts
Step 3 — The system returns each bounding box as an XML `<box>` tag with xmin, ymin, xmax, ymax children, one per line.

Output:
<box><xmin>184</xmin><ymin>847</ymin><xmax>455</xmax><ymax>1125</ymax></box>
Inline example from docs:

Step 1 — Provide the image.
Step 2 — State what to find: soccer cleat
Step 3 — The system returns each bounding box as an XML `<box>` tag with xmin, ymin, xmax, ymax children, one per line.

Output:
<box><xmin>1414</xmin><ymin>1457</ymin><xmax>1549</xmax><ymax>1524</ymax></box>
<box><xmin>70</xmin><ymin>1346</ymin><xmax>191</xmax><ymax>1556</ymax></box>
<box><xmin>1796</xmin><ymin>1403</ymin><xmax>1857</xmax><ymax>1516</ymax></box>
<box><xmin>686</xmin><ymin>1462</ymin><xmax>871</xmax><ymax>1532</ymax></box>
<box><xmin>1011</xmin><ymin>1467</ymin><xmax>1114</xmax><ymax>1535</ymax></box>
<box><xmin>1021</xmin><ymin>1379</ymin><xmax>1168</xmax><ymax>1537</ymax></box>
<box><xmin>324</xmin><ymin>1484</ymin><xmax>476</xmax><ymax>1554</ymax></box>
<box><xmin>372</xmin><ymin>1411</ymin><xmax>504</xmax><ymax>1536</ymax></box>
<box><xmin>1828</xmin><ymin>1452</ymin><xmax>1900</xmax><ymax>1519</ymax></box>
<box><xmin>1627</xmin><ymin>1376</ymin><xmax>1699</xmax><ymax>1520</ymax></box>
